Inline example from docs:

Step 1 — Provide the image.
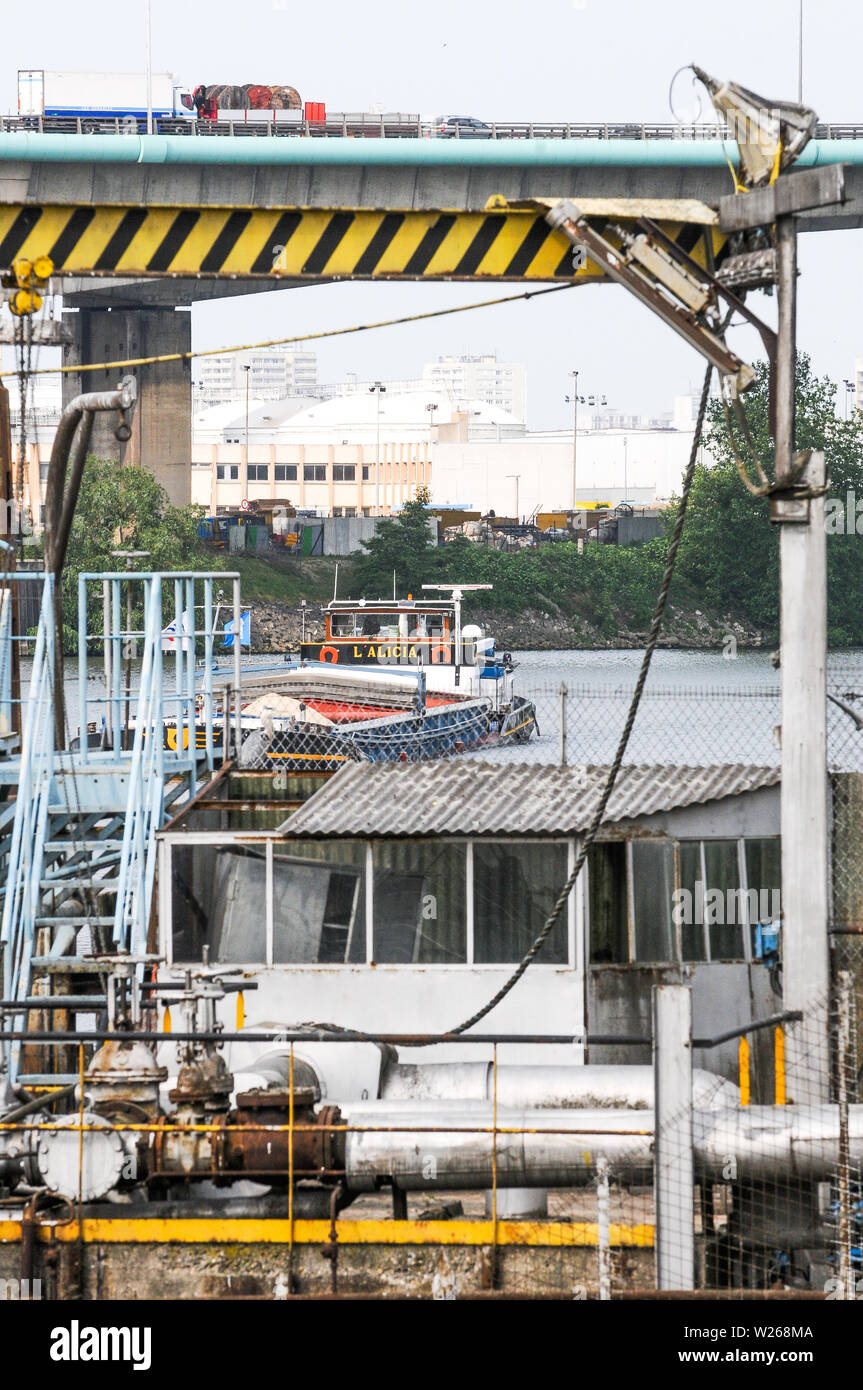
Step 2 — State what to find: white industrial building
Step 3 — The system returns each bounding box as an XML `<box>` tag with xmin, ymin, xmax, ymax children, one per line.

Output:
<box><xmin>188</xmin><ymin>392</ymin><xmax>708</xmax><ymax>517</ymax></box>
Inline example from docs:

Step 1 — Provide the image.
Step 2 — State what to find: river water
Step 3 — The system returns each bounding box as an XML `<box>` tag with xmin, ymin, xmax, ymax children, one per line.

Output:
<box><xmin>29</xmin><ymin>647</ymin><xmax>863</xmax><ymax>771</ymax></box>
<box><xmin>490</xmin><ymin>647</ymin><xmax>863</xmax><ymax>769</ymax></box>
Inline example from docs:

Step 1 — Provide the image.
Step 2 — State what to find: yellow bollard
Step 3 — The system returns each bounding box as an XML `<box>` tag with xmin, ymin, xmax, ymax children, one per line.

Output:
<box><xmin>738</xmin><ymin>1036</ymin><xmax>750</xmax><ymax>1107</ymax></box>
<box><xmin>774</xmin><ymin>1026</ymin><xmax>786</xmax><ymax>1105</ymax></box>
<box><xmin>236</xmin><ymin>991</ymin><xmax>245</xmax><ymax>1030</ymax></box>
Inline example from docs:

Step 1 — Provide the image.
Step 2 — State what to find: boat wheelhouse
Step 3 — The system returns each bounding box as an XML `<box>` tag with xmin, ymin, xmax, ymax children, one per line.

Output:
<box><xmin>299</xmin><ymin>584</ymin><xmax>509</xmax><ymax>701</ymax></box>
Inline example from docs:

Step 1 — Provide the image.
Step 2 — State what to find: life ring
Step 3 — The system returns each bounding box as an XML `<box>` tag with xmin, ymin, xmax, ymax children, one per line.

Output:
<box><xmin>319</xmin><ymin>645</ymin><xmax>340</xmax><ymax>663</ymax></box>
<box><xmin>429</xmin><ymin>643</ymin><xmax>450</xmax><ymax>664</ymax></box>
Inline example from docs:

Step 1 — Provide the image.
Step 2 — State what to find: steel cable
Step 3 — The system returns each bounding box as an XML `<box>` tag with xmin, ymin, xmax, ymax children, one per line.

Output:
<box><xmin>441</xmin><ymin>361</ymin><xmax>715</xmax><ymax>1038</ymax></box>
<box><xmin>0</xmin><ymin>283</ymin><xmax>575</xmax><ymax>382</ymax></box>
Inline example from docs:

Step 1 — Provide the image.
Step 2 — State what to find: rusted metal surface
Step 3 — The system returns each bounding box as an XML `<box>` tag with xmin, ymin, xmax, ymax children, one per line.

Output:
<box><xmin>150</xmin><ymin>1093</ymin><xmax>346</xmax><ymax>1184</ymax></box>
<box><xmin>227</xmin><ymin>1092</ymin><xmax>344</xmax><ymax>1179</ymax></box>
<box><xmin>282</xmin><ymin>761</ymin><xmax>781</xmax><ymax>838</ymax></box>
<box><xmin>85</xmin><ymin>1038</ymin><xmax>167</xmax><ymax>1120</ymax></box>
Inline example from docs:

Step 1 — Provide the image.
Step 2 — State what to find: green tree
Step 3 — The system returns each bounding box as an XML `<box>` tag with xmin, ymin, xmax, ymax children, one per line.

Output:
<box><xmin>674</xmin><ymin>354</ymin><xmax>863</xmax><ymax>645</ymax></box>
<box><xmin>52</xmin><ymin>458</ymin><xmax>211</xmax><ymax>648</ymax></box>
<box><xmin>351</xmin><ymin>486</ymin><xmax>442</xmax><ymax>595</ymax></box>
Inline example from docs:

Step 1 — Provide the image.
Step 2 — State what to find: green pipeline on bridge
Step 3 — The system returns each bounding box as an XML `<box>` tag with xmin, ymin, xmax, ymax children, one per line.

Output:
<box><xmin>0</xmin><ymin>201</ymin><xmax>724</xmax><ymax>283</ymax></box>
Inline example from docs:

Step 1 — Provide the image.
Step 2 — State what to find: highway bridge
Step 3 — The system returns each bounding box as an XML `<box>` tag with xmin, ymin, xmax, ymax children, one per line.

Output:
<box><xmin>1</xmin><ymin>132</ymin><xmax>859</xmax><ymax>502</ymax></box>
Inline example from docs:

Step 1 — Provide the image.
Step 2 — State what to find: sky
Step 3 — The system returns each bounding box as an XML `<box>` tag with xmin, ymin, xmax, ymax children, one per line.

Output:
<box><xmin>2</xmin><ymin>0</ymin><xmax>862</xmax><ymax>427</ymax></box>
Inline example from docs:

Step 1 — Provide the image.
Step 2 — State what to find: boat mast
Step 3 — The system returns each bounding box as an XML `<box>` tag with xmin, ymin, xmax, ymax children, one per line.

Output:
<box><xmin>421</xmin><ymin>583</ymin><xmax>493</xmax><ymax>686</ymax></box>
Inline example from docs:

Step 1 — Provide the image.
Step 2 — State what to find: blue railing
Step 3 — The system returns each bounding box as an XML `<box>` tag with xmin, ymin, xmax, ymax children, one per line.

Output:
<box><xmin>0</xmin><ymin>574</ymin><xmax>55</xmax><ymax>1080</ymax></box>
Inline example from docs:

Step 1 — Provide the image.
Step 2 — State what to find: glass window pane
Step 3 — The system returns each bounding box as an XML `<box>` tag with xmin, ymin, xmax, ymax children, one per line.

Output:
<box><xmin>172</xmin><ymin>845</ymin><xmax>268</xmax><ymax>964</ymax></box>
<box><xmin>474</xmin><ymin>841</ymin><xmax>568</xmax><ymax>964</ymax></box>
<box><xmin>679</xmin><ymin>841</ymin><xmax>707</xmax><ymax>962</ymax></box>
<box><xmin>744</xmin><ymin>837</ymin><xmax>782</xmax><ymax>955</ymax></box>
<box><xmin>273</xmin><ymin>840</ymin><xmax>366</xmax><ymax>963</ymax></box>
<box><xmin>373</xmin><ymin>841</ymin><xmax>466</xmax><ymax>963</ymax></box>
<box><xmin>704</xmin><ymin>839</ymin><xmax>744</xmax><ymax>960</ymax></box>
<box><xmin>632</xmin><ymin>841</ymin><xmax>675</xmax><ymax>962</ymax></box>
<box><xmin>588</xmin><ymin>842</ymin><xmax>628</xmax><ymax>963</ymax></box>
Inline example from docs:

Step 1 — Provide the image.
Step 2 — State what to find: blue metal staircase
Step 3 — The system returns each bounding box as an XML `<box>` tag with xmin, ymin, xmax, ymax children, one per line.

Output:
<box><xmin>0</xmin><ymin>568</ymin><xmax>237</xmax><ymax>1089</ymax></box>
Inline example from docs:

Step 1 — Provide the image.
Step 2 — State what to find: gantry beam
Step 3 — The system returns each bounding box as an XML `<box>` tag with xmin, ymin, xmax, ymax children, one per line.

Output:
<box><xmin>0</xmin><ymin>199</ymin><xmax>723</xmax><ymax>284</ymax></box>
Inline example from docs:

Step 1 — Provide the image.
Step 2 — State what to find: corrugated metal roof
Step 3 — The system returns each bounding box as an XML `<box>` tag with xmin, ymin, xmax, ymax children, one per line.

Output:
<box><xmin>281</xmin><ymin>762</ymin><xmax>780</xmax><ymax>839</ymax></box>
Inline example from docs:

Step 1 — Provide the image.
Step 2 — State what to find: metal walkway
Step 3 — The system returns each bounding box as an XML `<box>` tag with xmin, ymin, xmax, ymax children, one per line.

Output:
<box><xmin>0</xmin><ymin>568</ymin><xmax>239</xmax><ymax>1088</ymax></box>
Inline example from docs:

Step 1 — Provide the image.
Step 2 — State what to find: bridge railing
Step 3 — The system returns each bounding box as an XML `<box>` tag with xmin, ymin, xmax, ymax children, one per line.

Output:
<box><xmin>3</xmin><ymin>115</ymin><xmax>862</xmax><ymax>140</ymax></box>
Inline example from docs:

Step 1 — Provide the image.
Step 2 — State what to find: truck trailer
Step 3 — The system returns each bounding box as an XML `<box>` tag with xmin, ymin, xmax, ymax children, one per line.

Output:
<box><xmin>18</xmin><ymin>69</ymin><xmax>191</xmax><ymax>128</ymax></box>
<box><xmin>16</xmin><ymin>70</ymin><xmax>312</xmax><ymax>133</ymax></box>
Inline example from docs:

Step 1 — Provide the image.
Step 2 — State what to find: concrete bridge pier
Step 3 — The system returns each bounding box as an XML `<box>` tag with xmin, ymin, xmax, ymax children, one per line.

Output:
<box><xmin>62</xmin><ymin>303</ymin><xmax>192</xmax><ymax>506</ymax></box>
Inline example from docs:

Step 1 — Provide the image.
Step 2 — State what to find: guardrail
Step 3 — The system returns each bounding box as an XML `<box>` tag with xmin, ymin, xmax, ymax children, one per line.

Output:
<box><xmin>3</xmin><ymin>116</ymin><xmax>863</xmax><ymax>140</ymax></box>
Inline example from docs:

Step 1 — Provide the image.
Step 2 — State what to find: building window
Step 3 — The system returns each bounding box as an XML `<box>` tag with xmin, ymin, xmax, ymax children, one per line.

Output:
<box><xmin>272</xmin><ymin>843</ymin><xmax>367</xmax><ymax>964</ymax></box>
<box><xmin>304</xmin><ymin>464</ymin><xmax>327</xmax><ymax>482</ymax></box>
<box><xmin>588</xmin><ymin>836</ymin><xmax>781</xmax><ymax>966</ymax></box>
<box><xmin>362</xmin><ymin>466</ymin><xmax>370</xmax><ymax>481</ymax></box>
<box><xmin>333</xmin><ymin>464</ymin><xmax>356</xmax><ymax>482</ymax></box>
<box><xmin>247</xmin><ymin>465</ymin><xmax>269</xmax><ymax>481</ymax></box>
<box><xmin>216</xmin><ymin>465</ymin><xmax>239</xmax><ymax>481</ymax></box>
<box><xmin>473</xmin><ymin>841</ymin><xmax>568</xmax><ymax>963</ymax></box>
<box><xmin>588</xmin><ymin>843</ymin><xmax>628</xmax><ymax>964</ymax></box>
<box><xmin>373</xmin><ymin>841</ymin><xmax>466</xmax><ymax>963</ymax></box>
<box><xmin>274</xmin><ymin>465</ymin><xmax>298</xmax><ymax>482</ymax></box>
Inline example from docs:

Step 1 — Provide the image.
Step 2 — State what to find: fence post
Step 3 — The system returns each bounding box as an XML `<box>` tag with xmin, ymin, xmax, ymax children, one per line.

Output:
<box><xmin>559</xmin><ymin>681</ymin><xmax>568</xmax><ymax>765</ymax></box>
<box><xmin>653</xmin><ymin>984</ymin><xmax>694</xmax><ymax>1291</ymax></box>
<box><xmin>837</xmin><ymin>970</ymin><xmax>853</xmax><ymax>1299</ymax></box>
<box><xmin>597</xmin><ymin>1155</ymin><xmax>611</xmax><ymax>1300</ymax></box>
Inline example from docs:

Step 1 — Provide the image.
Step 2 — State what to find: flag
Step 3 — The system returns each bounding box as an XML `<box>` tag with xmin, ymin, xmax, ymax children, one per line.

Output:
<box><xmin>222</xmin><ymin>611</ymin><xmax>251</xmax><ymax>648</ymax></box>
<box><xmin>161</xmin><ymin>609</ymin><xmax>193</xmax><ymax>653</ymax></box>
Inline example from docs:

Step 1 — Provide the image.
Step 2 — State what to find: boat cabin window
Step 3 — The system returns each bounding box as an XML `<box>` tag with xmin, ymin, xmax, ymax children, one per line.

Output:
<box><xmin>327</xmin><ymin>609</ymin><xmax>449</xmax><ymax>641</ymax></box>
<box><xmin>329</xmin><ymin>613</ymin><xmax>363</xmax><ymax>637</ymax></box>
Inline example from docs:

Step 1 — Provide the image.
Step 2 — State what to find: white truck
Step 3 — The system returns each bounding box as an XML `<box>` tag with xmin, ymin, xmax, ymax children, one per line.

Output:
<box><xmin>18</xmin><ymin>69</ymin><xmax>194</xmax><ymax>129</ymax></box>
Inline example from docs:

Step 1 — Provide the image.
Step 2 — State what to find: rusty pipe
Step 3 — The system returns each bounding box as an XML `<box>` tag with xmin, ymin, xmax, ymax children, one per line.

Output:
<box><xmin>43</xmin><ymin>376</ymin><xmax>136</xmax><ymax>747</ymax></box>
<box><xmin>150</xmin><ymin>1094</ymin><xmax>346</xmax><ymax>1185</ymax></box>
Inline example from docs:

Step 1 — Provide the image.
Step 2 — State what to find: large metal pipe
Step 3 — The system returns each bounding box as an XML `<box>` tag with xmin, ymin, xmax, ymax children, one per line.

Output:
<box><xmin>0</xmin><ymin>134</ymin><xmax>856</xmax><ymax>169</ymax></box>
<box><xmin>43</xmin><ymin>377</ymin><xmax>136</xmax><ymax>745</ymax></box>
<box><xmin>379</xmin><ymin>1063</ymin><xmax>739</xmax><ymax>1110</ymax></box>
<box><xmin>345</xmin><ymin>1103</ymin><xmax>863</xmax><ymax>1191</ymax></box>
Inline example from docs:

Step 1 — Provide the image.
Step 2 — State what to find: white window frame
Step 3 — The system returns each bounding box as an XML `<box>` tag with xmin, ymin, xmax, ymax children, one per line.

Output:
<box><xmin>161</xmin><ymin>832</ymin><xmax>578</xmax><ymax>970</ymax></box>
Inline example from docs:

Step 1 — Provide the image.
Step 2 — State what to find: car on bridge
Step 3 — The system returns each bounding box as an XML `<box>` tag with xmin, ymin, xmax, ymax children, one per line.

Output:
<box><xmin>428</xmin><ymin>115</ymin><xmax>493</xmax><ymax>139</ymax></box>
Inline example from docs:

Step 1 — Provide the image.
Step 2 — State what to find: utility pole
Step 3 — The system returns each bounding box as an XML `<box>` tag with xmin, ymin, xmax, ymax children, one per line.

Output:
<box><xmin>0</xmin><ymin>379</ymin><xmax>20</xmax><ymax>739</ymax></box>
<box><xmin>773</xmin><ymin>210</ymin><xmax>828</xmax><ymax>1102</ymax></box>
<box><xmin>569</xmin><ymin>369</ymin><xmax>578</xmax><ymax>515</ymax></box>
<box><xmin>370</xmin><ymin>382</ymin><xmax>386</xmax><ymax>516</ymax></box>
<box><xmin>714</xmin><ymin>162</ymin><xmax>847</xmax><ymax>1104</ymax></box>
<box><xmin>145</xmin><ymin>0</ymin><xmax>153</xmax><ymax>135</ymax></box>
<box><xmin>797</xmin><ymin>0</ymin><xmax>804</xmax><ymax>104</ymax></box>
<box><xmin>506</xmin><ymin>473</ymin><xmax>520</xmax><ymax>524</ymax></box>
<box><xmin>243</xmin><ymin>364</ymin><xmax>250</xmax><ymax>501</ymax></box>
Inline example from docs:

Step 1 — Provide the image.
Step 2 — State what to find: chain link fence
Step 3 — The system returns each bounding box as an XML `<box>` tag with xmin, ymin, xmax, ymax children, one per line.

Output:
<box><xmin>646</xmin><ymin>981</ymin><xmax>859</xmax><ymax>1297</ymax></box>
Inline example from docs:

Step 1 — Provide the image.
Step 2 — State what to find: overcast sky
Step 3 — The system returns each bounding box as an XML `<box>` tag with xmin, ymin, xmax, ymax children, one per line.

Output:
<box><xmin>3</xmin><ymin>0</ymin><xmax>861</xmax><ymax>427</ymax></box>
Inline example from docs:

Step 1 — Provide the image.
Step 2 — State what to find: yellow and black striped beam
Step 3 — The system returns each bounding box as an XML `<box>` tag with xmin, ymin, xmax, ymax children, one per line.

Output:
<box><xmin>0</xmin><ymin>199</ymin><xmax>724</xmax><ymax>283</ymax></box>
